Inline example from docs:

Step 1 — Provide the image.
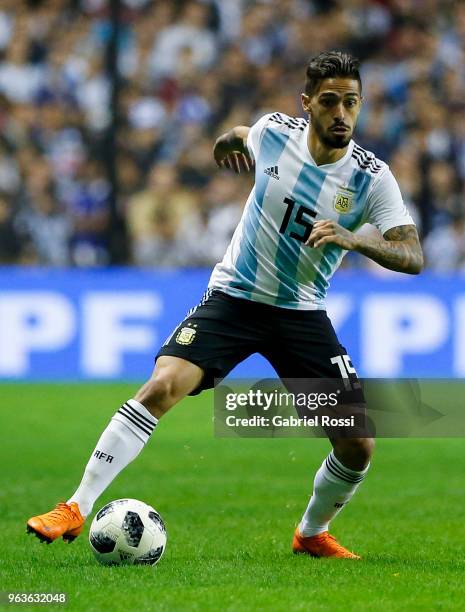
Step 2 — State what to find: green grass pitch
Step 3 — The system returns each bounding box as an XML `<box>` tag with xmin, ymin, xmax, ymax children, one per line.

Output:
<box><xmin>1</xmin><ymin>384</ymin><xmax>464</xmax><ymax>611</ymax></box>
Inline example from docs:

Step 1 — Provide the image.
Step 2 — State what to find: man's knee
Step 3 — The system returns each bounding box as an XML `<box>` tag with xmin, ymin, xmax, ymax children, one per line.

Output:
<box><xmin>134</xmin><ymin>374</ymin><xmax>180</xmax><ymax>417</ymax></box>
<box><xmin>133</xmin><ymin>357</ymin><xmax>204</xmax><ymax>418</ymax></box>
<box><xmin>333</xmin><ymin>437</ymin><xmax>375</xmax><ymax>470</ymax></box>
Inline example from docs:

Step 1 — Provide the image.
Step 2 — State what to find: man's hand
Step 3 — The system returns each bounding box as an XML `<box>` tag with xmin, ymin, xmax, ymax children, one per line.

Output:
<box><xmin>306</xmin><ymin>219</ymin><xmax>359</xmax><ymax>250</ymax></box>
<box><xmin>307</xmin><ymin>220</ymin><xmax>423</xmax><ymax>274</ymax></box>
<box><xmin>213</xmin><ymin>126</ymin><xmax>254</xmax><ymax>174</ymax></box>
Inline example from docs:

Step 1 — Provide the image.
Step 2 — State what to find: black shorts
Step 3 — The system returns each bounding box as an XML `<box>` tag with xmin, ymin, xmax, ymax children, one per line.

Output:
<box><xmin>156</xmin><ymin>290</ymin><xmax>362</xmax><ymax>399</ymax></box>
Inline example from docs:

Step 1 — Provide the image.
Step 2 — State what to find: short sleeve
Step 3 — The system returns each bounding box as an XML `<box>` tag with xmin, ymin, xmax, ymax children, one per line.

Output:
<box><xmin>364</xmin><ymin>169</ymin><xmax>415</xmax><ymax>235</ymax></box>
<box><xmin>246</xmin><ymin>113</ymin><xmax>273</xmax><ymax>162</ymax></box>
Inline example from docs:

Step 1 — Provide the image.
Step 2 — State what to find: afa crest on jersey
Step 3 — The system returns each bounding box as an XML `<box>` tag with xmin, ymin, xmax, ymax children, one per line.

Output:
<box><xmin>176</xmin><ymin>326</ymin><xmax>197</xmax><ymax>345</ymax></box>
<box><xmin>333</xmin><ymin>190</ymin><xmax>354</xmax><ymax>214</ymax></box>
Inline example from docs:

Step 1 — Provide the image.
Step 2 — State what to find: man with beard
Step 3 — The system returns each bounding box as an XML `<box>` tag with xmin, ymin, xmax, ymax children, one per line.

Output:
<box><xmin>28</xmin><ymin>51</ymin><xmax>422</xmax><ymax>559</ymax></box>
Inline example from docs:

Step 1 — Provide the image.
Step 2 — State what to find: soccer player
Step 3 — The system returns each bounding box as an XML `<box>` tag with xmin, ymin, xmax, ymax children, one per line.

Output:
<box><xmin>27</xmin><ymin>51</ymin><xmax>423</xmax><ymax>558</ymax></box>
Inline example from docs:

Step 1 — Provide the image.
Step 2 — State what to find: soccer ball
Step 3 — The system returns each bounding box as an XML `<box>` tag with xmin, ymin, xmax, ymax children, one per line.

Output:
<box><xmin>89</xmin><ymin>499</ymin><xmax>167</xmax><ymax>566</ymax></box>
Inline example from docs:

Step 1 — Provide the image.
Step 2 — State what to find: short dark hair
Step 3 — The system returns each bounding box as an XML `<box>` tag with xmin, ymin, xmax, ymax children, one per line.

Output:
<box><xmin>304</xmin><ymin>51</ymin><xmax>362</xmax><ymax>96</ymax></box>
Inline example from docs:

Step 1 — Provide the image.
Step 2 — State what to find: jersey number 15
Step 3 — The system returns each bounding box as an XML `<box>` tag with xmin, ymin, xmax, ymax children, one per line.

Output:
<box><xmin>279</xmin><ymin>197</ymin><xmax>317</xmax><ymax>242</ymax></box>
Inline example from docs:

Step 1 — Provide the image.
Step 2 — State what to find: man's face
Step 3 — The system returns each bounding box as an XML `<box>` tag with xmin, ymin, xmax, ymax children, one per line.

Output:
<box><xmin>302</xmin><ymin>78</ymin><xmax>362</xmax><ymax>149</ymax></box>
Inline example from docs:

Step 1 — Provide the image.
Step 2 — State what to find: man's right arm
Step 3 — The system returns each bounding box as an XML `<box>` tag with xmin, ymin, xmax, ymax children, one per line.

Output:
<box><xmin>213</xmin><ymin>126</ymin><xmax>253</xmax><ymax>173</ymax></box>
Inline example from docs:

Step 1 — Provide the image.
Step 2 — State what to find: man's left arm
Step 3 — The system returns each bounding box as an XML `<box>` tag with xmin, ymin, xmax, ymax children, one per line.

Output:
<box><xmin>307</xmin><ymin>168</ymin><xmax>424</xmax><ymax>274</ymax></box>
<box><xmin>307</xmin><ymin>221</ymin><xmax>423</xmax><ymax>274</ymax></box>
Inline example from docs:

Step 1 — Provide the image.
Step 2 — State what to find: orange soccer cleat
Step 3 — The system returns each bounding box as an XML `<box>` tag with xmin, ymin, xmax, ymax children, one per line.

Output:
<box><xmin>27</xmin><ymin>502</ymin><xmax>85</xmax><ymax>544</ymax></box>
<box><xmin>292</xmin><ymin>528</ymin><xmax>361</xmax><ymax>559</ymax></box>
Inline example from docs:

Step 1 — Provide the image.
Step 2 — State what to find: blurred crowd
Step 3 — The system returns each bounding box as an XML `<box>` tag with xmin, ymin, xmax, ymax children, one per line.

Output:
<box><xmin>0</xmin><ymin>0</ymin><xmax>465</xmax><ymax>271</ymax></box>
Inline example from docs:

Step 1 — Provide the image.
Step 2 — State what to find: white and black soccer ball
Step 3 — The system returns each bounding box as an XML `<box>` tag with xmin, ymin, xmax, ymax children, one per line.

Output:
<box><xmin>89</xmin><ymin>499</ymin><xmax>167</xmax><ymax>566</ymax></box>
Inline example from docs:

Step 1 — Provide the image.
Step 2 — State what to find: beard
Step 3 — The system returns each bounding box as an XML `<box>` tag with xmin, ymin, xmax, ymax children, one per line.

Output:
<box><xmin>312</xmin><ymin>117</ymin><xmax>352</xmax><ymax>149</ymax></box>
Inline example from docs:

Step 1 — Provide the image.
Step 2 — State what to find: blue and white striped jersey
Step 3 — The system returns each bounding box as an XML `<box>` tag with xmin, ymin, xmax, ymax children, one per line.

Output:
<box><xmin>208</xmin><ymin>112</ymin><xmax>414</xmax><ymax>310</ymax></box>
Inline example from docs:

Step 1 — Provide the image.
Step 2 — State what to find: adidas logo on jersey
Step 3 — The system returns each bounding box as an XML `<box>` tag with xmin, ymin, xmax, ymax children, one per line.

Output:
<box><xmin>264</xmin><ymin>165</ymin><xmax>279</xmax><ymax>180</ymax></box>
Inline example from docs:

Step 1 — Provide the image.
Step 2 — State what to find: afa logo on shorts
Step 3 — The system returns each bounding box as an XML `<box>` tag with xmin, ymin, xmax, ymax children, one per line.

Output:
<box><xmin>176</xmin><ymin>325</ymin><xmax>197</xmax><ymax>345</ymax></box>
<box><xmin>333</xmin><ymin>189</ymin><xmax>354</xmax><ymax>214</ymax></box>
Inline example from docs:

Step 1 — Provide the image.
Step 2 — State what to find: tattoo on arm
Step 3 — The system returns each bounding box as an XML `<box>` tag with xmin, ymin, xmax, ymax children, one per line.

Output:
<box><xmin>355</xmin><ymin>225</ymin><xmax>424</xmax><ymax>274</ymax></box>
